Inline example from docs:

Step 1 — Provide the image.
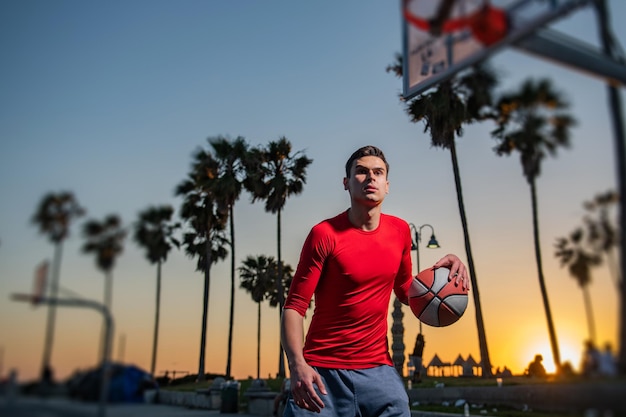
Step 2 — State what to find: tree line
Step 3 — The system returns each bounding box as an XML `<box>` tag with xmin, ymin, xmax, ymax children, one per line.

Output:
<box><xmin>31</xmin><ymin>136</ymin><xmax>312</xmax><ymax>382</ymax></box>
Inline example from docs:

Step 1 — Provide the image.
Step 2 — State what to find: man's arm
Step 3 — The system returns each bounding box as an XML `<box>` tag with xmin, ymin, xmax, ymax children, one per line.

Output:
<box><xmin>281</xmin><ymin>308</ymin><xmax>326</xmax><ymax>412</ymax></box>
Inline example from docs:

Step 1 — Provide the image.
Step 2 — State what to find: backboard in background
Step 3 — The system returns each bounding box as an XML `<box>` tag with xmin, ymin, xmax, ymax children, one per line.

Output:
<box><xmin>401</xmin><ymin>0</ymin><xmax>612</xmax><ymax>99</ymax></box>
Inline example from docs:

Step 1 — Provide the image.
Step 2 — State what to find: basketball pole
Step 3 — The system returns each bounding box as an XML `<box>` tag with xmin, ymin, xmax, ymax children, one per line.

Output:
<box><xmin>592</xmin><ymin>0</ymin><xmax>626</xmax><ymax>376</ymax></box>
<box><xmin>11</xmin><ymin>293</ymin><xmax>114</xmax><ymax>417</ymax></box>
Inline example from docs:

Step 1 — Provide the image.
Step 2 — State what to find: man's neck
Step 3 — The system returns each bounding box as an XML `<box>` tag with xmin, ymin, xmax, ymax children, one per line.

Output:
<box><xmin>347</xmin><ymin>205</ymin><xmax>382</xmax><ymax>231</ymax></box>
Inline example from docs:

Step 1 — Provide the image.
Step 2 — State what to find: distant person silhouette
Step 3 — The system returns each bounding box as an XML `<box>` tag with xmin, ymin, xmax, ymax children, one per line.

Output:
<box><xmin>597</xmin><ymin>342</ymin><xmax>617</xmax><ymax>377</ymax></box>
<box><xmin>40</xmin><ymin>365</ymin><xmax>54</xmax><ymax>397</ymax></box>
<box><xmin>6</xmin><ymin>369</ymin><xmax>18</xmax><ymax>408</ymax></box>
<box><xmin>560</xmin><ymin>361</ymin><xmax>575</xmax><ymax>377</ymax></box>
<box><xmin>526</xmin><ymin>354</ymin><xmax>547</xmax><ymax>378</ymax></box>
<box><xmin>581</xmin><ymin>340</ymin><xmax>601</xmax><ymax>378</ymax></box>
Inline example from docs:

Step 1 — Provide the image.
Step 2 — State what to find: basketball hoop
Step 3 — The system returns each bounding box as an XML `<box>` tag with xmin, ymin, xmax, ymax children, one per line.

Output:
<box><xmin>403</xmin><ymin>0</ymin><xmax>473</xmax><ymax>34</ymax></box>
<box><xmin>402</xmin><ymin>0</ymin><xmax>508</xmax><ymax>45</ymax></box>
<box><xmin>469</xmin><ymin>4</ymin><xmax>508</xmax><ymax>45</ymax></box>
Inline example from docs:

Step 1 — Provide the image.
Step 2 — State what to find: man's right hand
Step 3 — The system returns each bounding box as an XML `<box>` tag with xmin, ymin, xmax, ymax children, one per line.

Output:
<box><xmin>281</xmin><ymin>308</ymin><xmax>327</xmax><ymax>413</ymax></box>
<box><xmin>288</xmin><ymin>361</ymin><xmax>326</xmax><ymax>413</ymax></box>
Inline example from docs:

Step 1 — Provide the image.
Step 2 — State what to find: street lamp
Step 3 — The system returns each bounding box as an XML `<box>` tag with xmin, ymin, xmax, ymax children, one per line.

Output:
<box><xmin>409</xmin><ymin>223</ymin><xmax>440</xmax><ymax>275</ymax></box>
<box><xmin>408</xmin><ymin>223</ymin><xmax>440</xmax><ymax>383</ymax></box>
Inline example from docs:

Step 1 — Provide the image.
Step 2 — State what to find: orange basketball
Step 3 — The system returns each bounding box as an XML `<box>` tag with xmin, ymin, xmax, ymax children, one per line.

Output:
<box><xmin>408</xmin><ymin>267</ymin><xmax>468</xmax><ymax>327</ymax></box>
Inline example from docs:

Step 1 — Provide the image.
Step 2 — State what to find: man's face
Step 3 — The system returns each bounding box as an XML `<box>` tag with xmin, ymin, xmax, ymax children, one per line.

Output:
<box><xmin>343</xmin><ymin>156</ymin><xmax>389</xmax><ymax>206</ymax></box>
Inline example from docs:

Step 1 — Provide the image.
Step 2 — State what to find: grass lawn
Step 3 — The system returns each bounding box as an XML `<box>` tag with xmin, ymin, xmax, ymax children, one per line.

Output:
<box><xmin>161</xmin><ymin>375</ymin><xmax>285</xmax><ymax>410</ymax></box>
<box><xmin>162</xmin><ymin>374</ymin><xmax>618</xmax><ymax>417</ymax></box>
<box><xmin>163</xmin><ymin>375</ymin><xmax>284</xmax><ymax>393</ymax></box>
<box><xmin>408</xmin><ymin>374</ymin><xmax>618</xmax><ymax>417</ymax></box>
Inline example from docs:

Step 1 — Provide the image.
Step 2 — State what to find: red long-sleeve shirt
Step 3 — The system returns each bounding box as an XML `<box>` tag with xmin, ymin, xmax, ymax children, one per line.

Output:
<box><xmin>284</xmin><ymin>210</ymin><xmax>414</xmax><ymax>369</ymax></box>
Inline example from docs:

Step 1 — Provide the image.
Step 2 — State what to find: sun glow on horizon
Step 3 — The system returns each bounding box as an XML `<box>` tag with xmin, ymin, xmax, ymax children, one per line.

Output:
<box><xmin>523</xmin><ymin>337</ymin><xmax>582</xmax><ymax>374</ymax></box>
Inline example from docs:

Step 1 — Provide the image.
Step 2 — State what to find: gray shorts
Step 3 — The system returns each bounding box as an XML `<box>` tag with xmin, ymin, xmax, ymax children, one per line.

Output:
<box><xmin>283</xmin><ymin>365</ymin><xmax>410</xmax><ymax>417</ymax></box>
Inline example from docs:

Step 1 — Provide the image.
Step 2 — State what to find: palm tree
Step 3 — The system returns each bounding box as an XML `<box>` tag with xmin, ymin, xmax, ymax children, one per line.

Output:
<box><xmin>389</xmin><ymin>56</ymin><xmax>496</xmax><ymax>377</ymax></box>
<box><xmin>239</xmin><ymin>255</ymin><xmax>279</xmax><ymax>379</ymax></box>
<box><xmin>555</xmin><ymin>229</ymin><xmax>602</xmax><ymax>343</ymax></box>
<box><xmin>31</xmin><ymin>191</ymin><xmax>85</xmax><ymax>380</ymax></box>
<box><xmin>583</xmin><ymin>190</ymin><xmax>620</xmax><ymax>288</ymax></box>
<box><xmin>492</xmin><ymin>78</ymin><xmax>576</xmax><ymax>373</ymax></box>
<box><xmin>266</xmin><ymin>261</ymin><xmax>294</xmax><ymax>313</ymax></box>
<box><xmin>133</xmin><ymin>205</ymin><xmax>181</xmax><ymax>377</ymax></box>
<box><xmin>81</xmin><ymin>214</ymin><xmax>126</xmax><ymax>361</ymax></box>
<box><xmin>175</xmin><ymin>151</ymin><xmax>229</xmax><ymax>382</ymax></box>
<box><xmin>244</xmin><ymin>137</ymin><xmax>312</xmax><ymax>377</ymax></box>
<box><xmin>208</xmin><ymin>135</ymin><xmax>249</xmax><ymax>378</ymax></box>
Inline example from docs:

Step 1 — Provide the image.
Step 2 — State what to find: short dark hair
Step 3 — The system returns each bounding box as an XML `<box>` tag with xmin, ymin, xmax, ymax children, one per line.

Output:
<box><xmin>345</xmin><ymin>145</ymin><xmax>389</xmax><ymax>178</ymax></box>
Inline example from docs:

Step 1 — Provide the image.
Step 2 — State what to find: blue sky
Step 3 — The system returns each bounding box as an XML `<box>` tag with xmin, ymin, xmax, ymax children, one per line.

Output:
<box><xmin>1</xmin><ymin>0</ymin><xmax>624</xmax><ymax>382</ymax></box>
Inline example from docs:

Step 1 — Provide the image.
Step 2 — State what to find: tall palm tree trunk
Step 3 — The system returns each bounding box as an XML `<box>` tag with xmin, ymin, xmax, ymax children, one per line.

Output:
<box><xmin>104</xmin><ymin>271</ymin><xmax>113</xmax><ymax>312</ymax></box>
<box><xmin>277</xmin><ymin>208</ymin><xmax>286</xmax><ymax>378</ymax></box>
<box><xmin>582</xmin><ymin>286</ymin><xmax>596</xmax><ymax>343</ymax></box>
<box><xmin>150</xmin><ymin>261</ymin><xmax>162</xmax><ymax>376</ymax></box>
<box><xmin>41</xmin><ymin>242</ymin><xmax>63</xmax><ymax>380</ymax></box>
<box><xmin>99</xmin><ymin>271</ymin><xmax>114</xmax><ymax>362</ymax></box>
<box><xmin>256</xmin><ymin>302</ymin><xmax>262</xmax><ymax>379</ymax></box>
<box><xmin>594</xmin><ymin>0</ymin><xmax>626</xmax><ymax>376</ymax></box>
<box><xmin>226</xmin><ymin>207</ymin><xmax>236</xmax><ymax>378</ymax></box>
<box><xmin>197</xmin><ymin>242</ymin><xmax>212</xmax><ymax>382</ymax></box>
<box><xmin>449</xmin><ymin>140</ymin><xmax>492</xmax><ymax>377</ymax></box>
<box><xmin>529</xmin><ymin>179</ymin><xmax>561</xmax><ymax>371</ymax></box>
<box><xmin>605</xmin><ymin>250</ymin><xmax>620</xmax><ymax>290</ymax></box>
<box><xmin>608</xmin><ymin>79</ymin><xmax>626</xmax><ymax>374</ymax></box>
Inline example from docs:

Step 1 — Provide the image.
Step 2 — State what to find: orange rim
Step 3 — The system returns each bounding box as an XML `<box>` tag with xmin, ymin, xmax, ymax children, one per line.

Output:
<box><xmin>403</xmin><ymin>0</ymin><xmax>501</xmax><ymax>34</ymax></box>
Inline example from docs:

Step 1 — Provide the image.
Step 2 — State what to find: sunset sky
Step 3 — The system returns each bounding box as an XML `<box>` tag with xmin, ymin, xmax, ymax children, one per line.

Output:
<box><xmin>0</xmin><ymin>0</ymin><xmax>623</xmax><ymax>383</ymax></box>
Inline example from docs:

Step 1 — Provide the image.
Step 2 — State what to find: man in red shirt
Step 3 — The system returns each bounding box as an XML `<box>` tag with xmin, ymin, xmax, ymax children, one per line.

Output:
<box><xmin>281</xmin><ymin>146</ymin><xmax>469</xmax><ymax>416</ymax></box>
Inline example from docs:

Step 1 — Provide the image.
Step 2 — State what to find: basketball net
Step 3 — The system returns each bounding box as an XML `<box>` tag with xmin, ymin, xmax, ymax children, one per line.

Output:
<box><xmin>403</xmin><ymin>0</ymin><xmax>508</xmax><ymax>46</ymax></box>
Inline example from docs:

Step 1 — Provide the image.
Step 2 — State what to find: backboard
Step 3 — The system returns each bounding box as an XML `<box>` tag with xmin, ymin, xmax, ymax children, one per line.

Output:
<box><xmin>401</xmin><ymin>0</ymin><xmax>593</xmax><ymax>99</ymax></box>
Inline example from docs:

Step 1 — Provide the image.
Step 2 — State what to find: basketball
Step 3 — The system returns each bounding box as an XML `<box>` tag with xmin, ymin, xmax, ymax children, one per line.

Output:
<box><xmin>408</xmin><ymin>267</ymin><xmax>468</xmax><ymax>327</ymax></box>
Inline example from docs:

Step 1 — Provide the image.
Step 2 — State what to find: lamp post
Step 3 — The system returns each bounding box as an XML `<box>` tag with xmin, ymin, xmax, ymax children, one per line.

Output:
<box><xmin>408</xmin><ymin>223</ymin><xmax>440</xmax><ymax>383</ymax></box>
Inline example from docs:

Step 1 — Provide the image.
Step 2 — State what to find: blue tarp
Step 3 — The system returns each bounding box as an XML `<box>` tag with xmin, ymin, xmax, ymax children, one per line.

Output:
<box><xmin>108</xmin><ymin>364</ymin><xmax>156</xmax><ymax>403</ymax></box>
<box><xmin>67</xmin><ymin>363</ymin><xmax>157</xmax><ymax>403</ymax></box>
